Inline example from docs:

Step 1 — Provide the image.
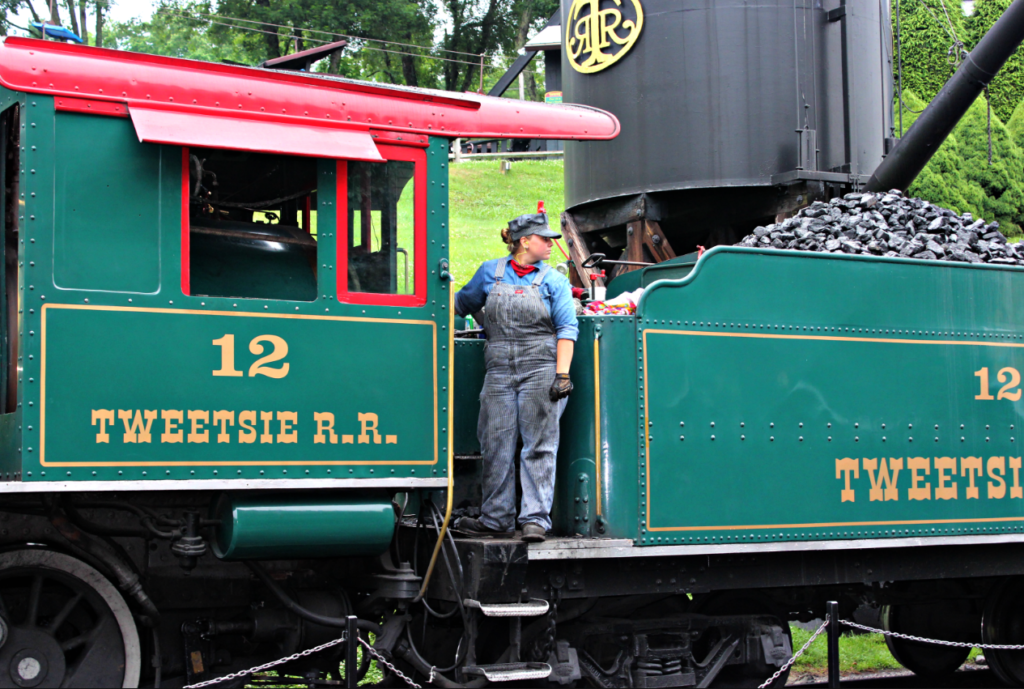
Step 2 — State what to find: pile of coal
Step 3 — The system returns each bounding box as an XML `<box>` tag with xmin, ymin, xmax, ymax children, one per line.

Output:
<box><xmin>736</xmin><ymin>190</ymin><xmax>1022</xmax><ymax>265</ymax></box>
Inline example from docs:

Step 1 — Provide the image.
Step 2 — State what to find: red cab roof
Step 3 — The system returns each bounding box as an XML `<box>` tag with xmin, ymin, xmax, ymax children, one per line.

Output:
<box><xmin>0</xmin><ymin>37</ymin><xmax>619</xmax><ymax>142</ymax></box>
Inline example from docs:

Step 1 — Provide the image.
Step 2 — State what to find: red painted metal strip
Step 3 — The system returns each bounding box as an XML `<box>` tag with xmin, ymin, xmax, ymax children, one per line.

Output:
<box><xmin>369</xmin><ymin>129</ymin><xmax>430</xmax><ymax>148</ymax></box>
<box><xmin>336</xmin><ymin>160</ymin><xmax>348</xmax><ymax>296</ymax></box>
<box><xmin>336</xmin><ymin>145</ymin><xmax>427</xmax><ymax>307</ymax></box>
<box><xmin>54</xmin><ymin>96</ymin><xmax>128</xmax><ymax>117</ymax></box>
<box><xmin>131</xmin><ymin>106</ymin><xmax>384</xmax><ymax>161</ymax></box>
<box><xmin>0</xmin><ymin>37</ymin><xmax>620</xmax><ymax>141</ymax></box>
<box><xmin>181</xmin><ymin>147</ymin><xmax>191</xmax><ymax>296</ymax></box>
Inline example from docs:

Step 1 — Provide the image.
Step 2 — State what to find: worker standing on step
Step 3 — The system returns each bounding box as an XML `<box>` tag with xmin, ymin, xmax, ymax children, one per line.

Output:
<box><xmin>454</xmin><ymin>212</ymin><xmax>578</xmax><ymax>543</ymax></box>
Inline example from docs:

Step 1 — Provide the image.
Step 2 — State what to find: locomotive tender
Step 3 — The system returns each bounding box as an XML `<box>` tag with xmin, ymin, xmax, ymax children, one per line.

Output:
<box><xmin>2</xmin><ymin>9</ymin><xmax>1024</xmax><ymax>687</ymax></box>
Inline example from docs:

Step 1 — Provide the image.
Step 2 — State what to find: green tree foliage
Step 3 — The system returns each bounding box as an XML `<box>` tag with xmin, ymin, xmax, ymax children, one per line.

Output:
<box><xmin>902</xmin><ymin>88</ymin><xmax>1024</xmax><ymax>237</ymax></box>
<box><xmin>85</xmin><ymin>0</ymin><xmax>555</xmax><ymax>94</ymax></box>
<box><xmin>106</xmin><ymin>0</ymin><xmax>252</xmax><ymax>61</ymax></box>
<box><xmin>1006</xmin><ymin>97</ymin><xmax>1024</xmax><ymax>150</ymax></box>
<box><xmin>892</xmin><ymin>2</ymin><xmax>1024</xmax><ymax>238</ymax></box>
<box><xmin>956</xmin><ymin>94</ymin><xmax>1024</xmax><ymax>234</ymax></box>
<box><xmin>891</xmin><ymin>0</ymin><xmax>966</xmax><ymax>104</ymax></box>
<box><xmin>901</xmin><ymin>90</ymin><xmax>987</xmax><ymax>221</ymax></box>
<box><xmin>967</xmin><ymin>0</ymin><xmax>1024</xmax><ymax>123</ymax></box>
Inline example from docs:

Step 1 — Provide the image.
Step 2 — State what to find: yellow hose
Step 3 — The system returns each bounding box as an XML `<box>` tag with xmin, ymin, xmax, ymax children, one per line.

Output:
<box><xmin>417</xmin><ymin>273</ymin><xmax>456</xmax><ymax>599</ymax></box>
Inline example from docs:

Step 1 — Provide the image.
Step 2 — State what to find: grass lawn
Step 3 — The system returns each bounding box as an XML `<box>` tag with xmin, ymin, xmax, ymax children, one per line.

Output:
<box><xmin>448</xmin><ymin>159</ymin><xmax>567</xmax><ymax>290</ymax></box>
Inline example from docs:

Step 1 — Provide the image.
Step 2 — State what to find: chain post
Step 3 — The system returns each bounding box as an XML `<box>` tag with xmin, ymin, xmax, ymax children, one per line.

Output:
<box><xmin>826</xmin><ymin>601</ymin><xmax>840</xmax><ymax>689</ymax></box>
<box><xmin>346</xmin><ymin>615</ymin><xmax>359</xmax><ymax>689</ymax></box>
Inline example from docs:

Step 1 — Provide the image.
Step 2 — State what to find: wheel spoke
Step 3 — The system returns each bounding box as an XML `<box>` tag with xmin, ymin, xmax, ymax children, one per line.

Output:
<box><xmin>26</xmin><ymin>574</ymin><xmax>43</xmax><ymax>627</ymax></box>
<box><xmin>47</xmin><ymin>591</ymin><xmax>84</xmax><ymax>634</ymax></box>
<box><xmin>61</xmin><ymin>616</ymin><xmax>124</xmax><ymax>688</ymax></box>
<box><xmin>60</xmin><ymin>631</ymin><xmax>89</xmax><ymax>652</ymax></box>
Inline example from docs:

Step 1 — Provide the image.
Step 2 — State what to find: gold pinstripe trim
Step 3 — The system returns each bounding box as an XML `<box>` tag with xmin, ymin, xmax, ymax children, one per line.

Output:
<box><xmin>642</xmin><ymin>328</ymin><xmax>1024</xmax><ymax>532</ymax></box>
<box><xmin>40</xmin><ymin>303</ymin><xmax>439</xmax><ymax>467</ymax></box>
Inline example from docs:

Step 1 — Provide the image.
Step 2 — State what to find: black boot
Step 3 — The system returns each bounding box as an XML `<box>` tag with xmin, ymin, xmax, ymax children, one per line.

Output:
<box><xmin>455</xmin><ymin>517</ymin><xmax>514</xmax><ymax>539</ymax></box>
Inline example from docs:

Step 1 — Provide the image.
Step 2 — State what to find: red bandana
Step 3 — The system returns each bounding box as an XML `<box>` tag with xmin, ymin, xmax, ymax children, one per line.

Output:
<box><xmin>510</xmin><ymin>260</ymin><xmax>538</xmax><ymax>278</ymax></box>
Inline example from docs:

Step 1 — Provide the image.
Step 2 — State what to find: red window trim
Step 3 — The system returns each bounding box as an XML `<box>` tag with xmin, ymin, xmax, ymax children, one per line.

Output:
<box><xmin>336</xmin><ymin>144</ymin><xmax>428</xmax><ymax>307</ymax></box>
<box><xmin>181</xmin><ymin>147</ymin><xmax>191</xmax><ymax>296</ymax></box>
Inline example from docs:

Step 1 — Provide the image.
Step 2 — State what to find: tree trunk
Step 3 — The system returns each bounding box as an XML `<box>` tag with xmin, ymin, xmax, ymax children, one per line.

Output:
<box><xmin>24</xmin><ymin>0</ymin><xmax>42</xmax><ymax>24</ymax></box>
<box><xmin>94</xmin><ymin>0</ymin><xmax>102</xmax><ymax>48</ymax></box>
<box><xmin>49</xmin><ymin>0</ymin><xmax>62</xmax><ymax>27</ymax></box>
<box><xmin>64</xmin><ymin>0</ymin><xmax>79</xmax><ymax>37</ymax></box>
<box><xmin>459</xmin><ymin>0</ymin><xmax>500</xmax><ymax>93</ymax></box>
<box><xmin>329</xmin><ymin>51</ymin><xmax>341</xmax><ymax>74</ymax></box>
<box><xmin>515</xmin><ymin>0</ymin><xmax>534</xmax><ymax>49</ymax></box>
<box><xmin>515</xmin><ymin>0</ymin><xmax>537</xmax><ymax>100</ymax></box>
<box><xmin>400</xmin><ymin>34</ymin><xmax>419</xmax><ymax>87</ymax></box>
<box><xmin>79</xmin><ymin>0</ymin><xmax>88</xmax><ymax>43</ymax></box>
<box><xmin>443</xmin><ymin>0</ymin><xmax>464</xmax><ymax>91</ymax></box>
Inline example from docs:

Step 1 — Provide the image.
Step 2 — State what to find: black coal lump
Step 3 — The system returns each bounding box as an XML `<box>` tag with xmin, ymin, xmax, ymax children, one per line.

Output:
<box><xmin>735</xmin><ymin>190</ymin><xmax>1022</xmax><ymax>266</ymax></box>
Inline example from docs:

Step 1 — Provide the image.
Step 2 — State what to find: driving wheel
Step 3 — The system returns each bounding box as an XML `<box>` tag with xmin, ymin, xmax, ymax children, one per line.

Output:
<box><xmin>0</xmin><ymin>549</ymin><xmax>141</xmax><ymax>688</ymax></box>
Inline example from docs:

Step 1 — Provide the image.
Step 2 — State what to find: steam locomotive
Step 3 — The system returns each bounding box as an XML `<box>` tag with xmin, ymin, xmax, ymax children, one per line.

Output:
<box><xmin>3</xmin><ymin>1</ymin><xmax>1024</xmax><ymax>686</ymax></box>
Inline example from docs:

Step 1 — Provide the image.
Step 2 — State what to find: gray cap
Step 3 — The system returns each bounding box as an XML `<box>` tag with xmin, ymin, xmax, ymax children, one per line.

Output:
<box><xmin>508</xmin><ymin>213</ymin><xmax>562</xmax><ymax>241</ymax></box>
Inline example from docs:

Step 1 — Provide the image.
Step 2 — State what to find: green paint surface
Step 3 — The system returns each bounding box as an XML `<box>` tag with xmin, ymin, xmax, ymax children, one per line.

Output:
<box><xmin>213</xmin><ymin>494</ymin><xmax>396</xmax><ymax>559</ymax></box>
<box><xmin>13</xmin><ymin>110</ymin><xmax>453</xmax><ymax>482</ymax></box>
<box><xmin>453</xmin><ymin>339</ymin><xmax>483</xmax><ymax>455</ymax></box>
<box><xmin>54</xmin><ymin>112</ymin><xmax>162</xmax><ymax>294</ymax></box>
<box><xmin>638</xmin><ymin>247</ymin><xmax>1024</xmax><ymax>544</ymax></box>
<box><xmin>40</xmin><ymin>305</ymin><xmax>437</xmax><ymax>470</ymax></box>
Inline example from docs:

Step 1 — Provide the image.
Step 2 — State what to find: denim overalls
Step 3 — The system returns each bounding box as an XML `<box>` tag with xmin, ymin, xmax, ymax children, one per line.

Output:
<box><xmin>477</xmin><ymin>256</ymin><xmax>565</xmax><ymax>532</ymax></box>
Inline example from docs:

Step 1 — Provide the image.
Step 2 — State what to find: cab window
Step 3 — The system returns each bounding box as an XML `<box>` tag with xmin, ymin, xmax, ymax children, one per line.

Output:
<box><xmin>337</xmin><ymin>145</ymin><xmax>425</xmax><ymax>306</ymax></box>
<box><xmin>184</xmin><ymin>147</ymin><xmax>318</xmax><ymax>302</ymax></box>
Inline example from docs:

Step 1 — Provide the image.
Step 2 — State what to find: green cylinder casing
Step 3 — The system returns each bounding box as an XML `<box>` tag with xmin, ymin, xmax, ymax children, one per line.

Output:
<box><xmin>212</xmin><ymin>495</ymin><xmax>396</xmax><ymax>560</ymax></box>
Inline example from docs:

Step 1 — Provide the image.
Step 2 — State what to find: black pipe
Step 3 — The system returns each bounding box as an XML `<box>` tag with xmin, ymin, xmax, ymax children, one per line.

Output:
<box><xmin>49</xmin><ymin>514</ymin><xmax>161</xmax><ymax>625</ymax></box>
<box><xmin>244</xmin><ymin>560</ymin><xmax>382</xmax><ymax>635</ymax></box>
<box><xmin>865</xmin><ymin>0</ymin><xmax>1024</xmax><ymax>192</ymax></box>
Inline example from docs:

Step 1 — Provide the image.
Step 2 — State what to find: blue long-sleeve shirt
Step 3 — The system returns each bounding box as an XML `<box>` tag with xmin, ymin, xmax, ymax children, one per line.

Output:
<box><xmin>455</xmin><ymin>258</ymin><xmax>579</xmax><ymax>341</ymax></box>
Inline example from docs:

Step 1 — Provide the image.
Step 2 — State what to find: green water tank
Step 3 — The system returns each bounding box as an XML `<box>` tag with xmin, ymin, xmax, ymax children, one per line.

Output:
<box><xmin>212</xmin><ymin>494</ymin><xmax>396</xmax><ymax>560</ymax></box>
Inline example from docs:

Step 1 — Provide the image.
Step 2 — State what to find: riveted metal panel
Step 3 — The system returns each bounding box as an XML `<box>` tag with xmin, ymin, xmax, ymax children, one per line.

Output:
<box><xmin>13</xmin><ymin>130</ymin><xmax>454</xmax><ymax>486</ymax></box>
<box><xmin>453</xmin><ymin>339</ymin><xmax>484</xmax><ymax>455</ymax></box>
<box><xmin>54</xmin><ymin>112</ymin><xmax>162</xmax><ymax>294</ymax></box>
<box><xmin>636</xmin><ymin>247</ymin><xmax>1024</xmax><ymax>546</ymax></box>
<box><xmin>554</xmin><ymin>315</ymin><xmax>639</xmax><ymax>539</ymax></box>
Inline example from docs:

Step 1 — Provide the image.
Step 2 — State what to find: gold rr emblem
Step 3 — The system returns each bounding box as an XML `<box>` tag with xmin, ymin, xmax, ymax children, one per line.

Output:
<box><xmin>566</xmin><ymin>0</ymin><xmax>644</xmax><ymax>74</ymax></box>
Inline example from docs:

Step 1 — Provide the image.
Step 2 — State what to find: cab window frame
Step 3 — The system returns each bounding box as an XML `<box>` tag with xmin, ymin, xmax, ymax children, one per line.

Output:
<box><xmin>179</xmin><ymin>146</ymin><xmax>319</xmax><ymax>301</ymax></box>
<box><xmin>335</xmin><ymin>144</ymin><xmax>427</xmax><ymax>307</ymax></box>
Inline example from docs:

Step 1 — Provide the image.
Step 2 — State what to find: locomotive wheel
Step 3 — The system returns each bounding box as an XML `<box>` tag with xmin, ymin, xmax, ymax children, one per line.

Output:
<box><xmin>0</xmin><ymin>549</ymin><xmax>141</xmax><ymax>688</ymax></box>
<box><xmin>882</xmin><ymin>602</ymin><xmax>971</xmax><ymax>678</ymax></box>
<box><xmin>982</xmin><ymin>576</ymin><xmax>1024</xmax><ymax>686</ymax></box>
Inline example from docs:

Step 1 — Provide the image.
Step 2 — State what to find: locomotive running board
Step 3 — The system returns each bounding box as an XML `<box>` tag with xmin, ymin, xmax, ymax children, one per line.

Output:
<box><xmin>463</xmin><ymin>598</ymin><xmax>549</xmax><ymax>617</ymax></box>
<box><xmin>526</xmin><ymin>533</ymin><xmax>1024</xmax><ymax>559</ymax></box>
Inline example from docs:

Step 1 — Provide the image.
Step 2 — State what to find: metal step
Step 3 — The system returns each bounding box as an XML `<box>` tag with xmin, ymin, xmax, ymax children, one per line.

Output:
<box><xmin>462</xmin><ymin>662</ymin><xmax>552</xmax><ymax>682</ymax></box>
<box><xmin>463</xmin><ymin>598</ymin><xmax>550</xmax><ymax>617</ymax></box>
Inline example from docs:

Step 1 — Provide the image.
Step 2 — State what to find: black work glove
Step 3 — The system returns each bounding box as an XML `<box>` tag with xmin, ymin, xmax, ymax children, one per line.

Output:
<box><xmin>550</xmin><ymin>373</ymin><xmax>573</xmax><ymax>402</ymax></box>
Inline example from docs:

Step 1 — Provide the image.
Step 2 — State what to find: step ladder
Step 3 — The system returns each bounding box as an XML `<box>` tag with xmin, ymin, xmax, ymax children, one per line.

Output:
<box><xmin>462</xmin><ymin>598</ymin><xmax>549</xmax><ymax>617</ymax></box>
<box><xmin>462</xmin><ymin>662</ymin><xmax>553</xmax><ymax>682</ymax></box>
<box><xmin>461</xmin><ymin>598</ymin><xmax>553</xmax><ymax>681</ymax></box>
